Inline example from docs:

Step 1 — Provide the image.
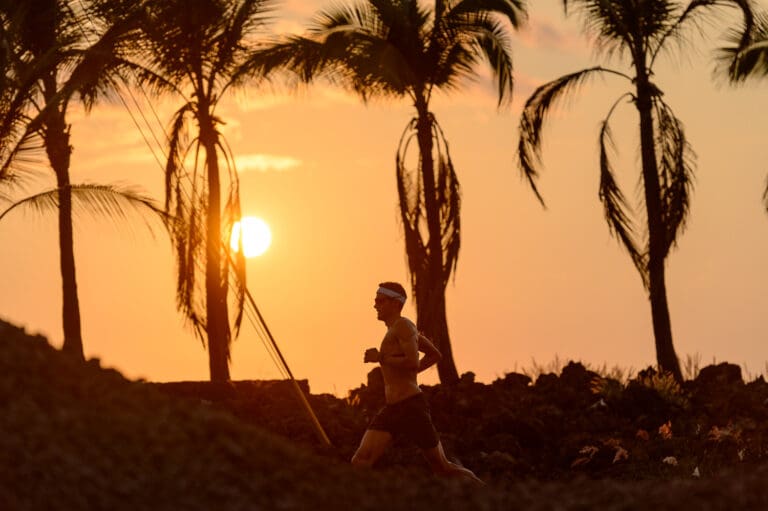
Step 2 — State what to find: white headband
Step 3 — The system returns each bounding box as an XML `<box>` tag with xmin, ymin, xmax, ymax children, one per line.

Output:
<box><xmin>377</xmin><ymin>287</ymin><xmax>406</xmax><ymax>303</ymax></box>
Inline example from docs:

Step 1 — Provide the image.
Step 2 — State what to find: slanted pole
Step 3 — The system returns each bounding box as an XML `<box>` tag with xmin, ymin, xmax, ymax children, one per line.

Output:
<box><xmin>238</xmin><ymin>276</ymin><xmax>331</xmax><ymax>447</ymax></box>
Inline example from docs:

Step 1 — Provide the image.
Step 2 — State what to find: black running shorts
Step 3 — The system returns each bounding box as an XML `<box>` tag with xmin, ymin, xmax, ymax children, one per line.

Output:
<box><xmin>367</xmin><ymin>392</ymin><xmax>439</xmax><ymax>449</ymax></box>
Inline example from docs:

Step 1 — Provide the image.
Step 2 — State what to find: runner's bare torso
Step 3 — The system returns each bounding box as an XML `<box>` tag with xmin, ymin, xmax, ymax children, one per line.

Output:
<box><xmin>379</xmin><ymin>317</ymin><xmax>421</xmax><ymax>404</ymax></box>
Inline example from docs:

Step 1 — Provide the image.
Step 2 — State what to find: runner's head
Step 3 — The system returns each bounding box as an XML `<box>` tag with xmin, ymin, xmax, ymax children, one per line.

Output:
<box><xmin>375</xmin><ymin>282</ymin><xmax>407</xmax><ymax>314</ymax></box>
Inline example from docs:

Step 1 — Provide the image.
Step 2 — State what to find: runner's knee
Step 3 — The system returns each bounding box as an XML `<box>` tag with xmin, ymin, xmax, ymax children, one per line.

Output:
<box><xmin>351</xmin><ymin>451</ymin><xmax>374</xmax><ymax>467</ymax></box>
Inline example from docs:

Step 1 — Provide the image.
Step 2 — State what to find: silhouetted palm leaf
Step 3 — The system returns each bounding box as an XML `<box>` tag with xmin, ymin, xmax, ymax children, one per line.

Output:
<box><xmin>0</xmin><ymin>183</ymin><xmax>165</xmax><ymax>229</ymax></box>
<box><xmin>718</xmin><ymin>9</ymin><xmax>765</xmax><ymax>81</ymax></box>
<box><xmin>519</xmin><ymin>66</ymin><xmax>629</xmax><ymax>205</ymax></box>
<box><xmin>598</xmin><ymin>93</ymin><xmax>646</xmax><ymax>285</ymax></box>
<box><xmin>0</xmin><ymin>127</ymin><xmax>46</xmax><ymax>189</ymax></box>
<box><xmin>653</xmin><ymin>96</ymin><xmax>694</xmax><ymax>258</ymax></box>
<box><xmin>652</xmin><ymin>0</ymin><xmax>751</xmax><ymax>65</ymax></box>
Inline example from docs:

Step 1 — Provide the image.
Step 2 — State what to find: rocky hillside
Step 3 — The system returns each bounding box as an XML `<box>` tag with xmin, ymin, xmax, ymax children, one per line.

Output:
<box><xmin>157</xmin><ymin>354</ymin><xmax>768</xmax><ymax>484</ymax></box>
<box><xmin>3</xmin><ymin>318</ymin><xmax>768</xmax><ymax>510</ymax></box>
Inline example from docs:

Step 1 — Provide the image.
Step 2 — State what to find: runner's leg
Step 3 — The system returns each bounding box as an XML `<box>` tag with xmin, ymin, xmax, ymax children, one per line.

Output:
<box><xmin>421</xmin><ymin>441</ymin><xmax>484</xmax><ymax>484</ymax></box>
<box><xmin>351</xmin><ymin>429</ymin><xmax>392</xmax><ymax>468</ymax></box>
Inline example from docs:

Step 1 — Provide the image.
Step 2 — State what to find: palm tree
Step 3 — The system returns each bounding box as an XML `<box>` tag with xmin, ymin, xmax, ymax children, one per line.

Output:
<box><xmin>517</xmin><ymin>0</ymin><xmax>753</xmax><ymax>381</ymax></box>
<box><xmin>250</xmin><ymin>0</ymin><xmax>525</xmax><ymax>384</ymax></box>
<box><xmin>0</xmin><ymin>0</ymin><xmax>158</xmax><ymax>360</ymax></box>
<box><xmin>128</xmin><ymin>0</ymin><xmax>279</xmax><ymax>382</ymax></box>
<box><xmin>719</xmin><ymin>11</ymin><xmax>768</xmax><ymax>213</ymax></box>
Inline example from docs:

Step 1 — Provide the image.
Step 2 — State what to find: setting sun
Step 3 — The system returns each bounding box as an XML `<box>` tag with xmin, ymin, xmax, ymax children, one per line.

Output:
<box><xmin>231</xmin><ymin>217</ymin><xmax>272</xmax><ymax>258</ymax></box>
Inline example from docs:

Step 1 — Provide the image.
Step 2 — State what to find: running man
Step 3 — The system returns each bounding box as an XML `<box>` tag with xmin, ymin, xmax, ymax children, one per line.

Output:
<box><xmin>351</xmin><ymin>282</ymin><xmax>483</xmax><ymax>484</ymax></box>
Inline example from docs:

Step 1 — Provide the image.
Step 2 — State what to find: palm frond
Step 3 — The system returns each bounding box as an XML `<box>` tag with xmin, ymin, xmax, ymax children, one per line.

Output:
<box><xmin>653</xmin><ymin>97</ymin><xmax>695</xmax><ymax>259</ymax></box>
<box><xmin>235</xmin><ymin>1</ymin><xmax>398</xmax><ymax>94</ymax></box>
<box><xmin>233</xmin><ymin>0</ymin><xmax>278</xmax><ymax>37</ymax></box>
<box><xmin>479</xmin><ymin>19</ymin><xmax>515</xmax><ymax>106</ymax></box>
<box><xmin>655</xmin><ymin>0</ymin><xmax>754</xmax><ymax>69</ymax></box>
<box><xmin>562</xmin><ymin>0</ymin><xmax>632</xmax><ymax>56</ymax></box>
<box><xmin>396</xmin><ymin>117</ymin><xmax>427</xmax><ymax>294</ymax></box>
<box><xmin>216</xmin><ymin>136</ymin><xmax>246</xmax><ymax>338</ymax></box>
<box><xmin>518</xmin><ymin>66</ymin><xmax>627</xmax><ymax>205</ymax></box>
<box><xmin>447</xmin><ymin>0</ymin><xmax>527</xmax><ymax>28</ymax></box>
<box><xmin>138</xmin><ymin>0</ymin><xmax>219</xmax><ymax>87</ymax></box>
<box><xmin>718</xmin><ymin>11</ymin><xmax>768</xmax><ymax>82</ymax></box>
<box><xmin>0</xmin><ymin>76</ymin><xmax>32</xmax><ymax>139</ymax></box>
<box><xmin>128</xmin><ymin>61</ymin><xmax>183</xmax><ymax>98</ymax></box>
<box><xmin>0</xmin><ymin>120</ymin><xmax>47</xmax><ymax>183</ymax></box>
<box><xmin>651</xmin><ymin>0</ymin><xmax>712</xmax><ymax>57</ymax></box>
<box><xmin>429</xmin><ymin>39</ymin><xmax>476</xmax><ymax>94</ymax></box>
<box><xmin>164</xmin><ymin>103</ymin><xmax>195</xmax><ymax>212</ymax></box>
<box><xmin>431</xmin><ymin>117</ymin><xmax>461</xmax><ymax>285</ymax></box>
<box><xmin>0</xmin><ymin>183</ymin><xmax>165</xmax><ymax>230</ymax></box>
<box><xmin>598</xmin><ymin>93</ymin><xmax>647</xmax><ymax>286</ymax></box>
<box><xmin>234</xmin><ymin>35</ymin><xmax>325</xmax><ymax>88</ymax></box>
<box><xmin>439</xmin><ymin>11</ymin><xmax>515</xmax><ymax>106</ymax></box>
<box><xmin>174</xmin><ymin>196</ymin><xmax>206</xmax><ymax>342</ymax></box>
<box><xmin>211</xmin><ymin>0</ymin><xmax>277</xmax><ymax>96</ymax></box>
<box><xmin>321</xmin><ymin>0</ymin><xmax>421</xmax><ymax>99</ymax></box>
<box><xmin>62</xmin><ymin>24</ymin><xmax>144</xmax><ymax>110</ymax></box>
<box><xmin>163</xmin><ymin>105</ymin><xmax>209</xmax><ymax>336</ymax></box>
<box><xmin>0</xmin><ymin>132</ymin><xmax>46</xmax><ymax>174</ymax></box>
<box><xmin>0</xmin><ymin>181</ymin><xmax>10</xmax><ymax>203</ymax></box>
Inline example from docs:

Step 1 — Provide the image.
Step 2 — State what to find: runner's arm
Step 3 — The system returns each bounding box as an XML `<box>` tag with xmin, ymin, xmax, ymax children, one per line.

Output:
<box><xmin>417</xmin><ymin>333</ymin><xmax>442</xmax><ymax>372</ymax></box>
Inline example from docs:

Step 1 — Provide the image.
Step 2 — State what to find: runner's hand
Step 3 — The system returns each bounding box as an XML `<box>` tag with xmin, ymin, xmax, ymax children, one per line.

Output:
<box><xmin>364</xmin><ymin>348</ymin><xmax>380</xmax><ymax>363</ymax></box>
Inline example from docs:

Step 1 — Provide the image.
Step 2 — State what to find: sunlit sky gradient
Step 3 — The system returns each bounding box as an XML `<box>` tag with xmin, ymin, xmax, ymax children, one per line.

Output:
<box><xmin>1</xmin><ymin>0</ymin><xmax>767</xmax><ymax>395</ymax></box>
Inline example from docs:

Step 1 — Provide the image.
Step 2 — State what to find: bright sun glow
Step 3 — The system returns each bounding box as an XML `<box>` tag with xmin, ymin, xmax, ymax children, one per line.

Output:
<box><xmin>231</xmin><ymin>217</ymin><xmax>272</xmax><ymax>258</ymax></box>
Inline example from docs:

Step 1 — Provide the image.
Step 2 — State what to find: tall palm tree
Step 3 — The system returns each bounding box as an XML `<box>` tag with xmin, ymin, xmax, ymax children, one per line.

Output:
<box><xmin>128</xmin><ymin>0</ymin><xmax>278</xmax><ymax>382</ymax></box>
<box><xmin>250</xmin><ymin>0</ymin><xmax>525</xmax><ymax>384</ymax></box>
<box><xmin>517</xmin><ymin>0</ymin><xmax>753</xmax><ymax>381</ymax></box>
<box><xmin>719</xmin><ymin>11</ymin><xmax>768</xmax><ymax>213</ymax></box>
<box><xmin>0</xmin><ymin>0</ymin><xmax>158</xmax><ymax>360</ymax></box>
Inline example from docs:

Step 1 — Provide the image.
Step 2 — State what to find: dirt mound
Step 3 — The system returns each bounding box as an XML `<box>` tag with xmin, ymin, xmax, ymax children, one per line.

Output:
<box><xmin>3</xmin><ymin>318</ymin><xmax>768</xmax><ymax>510</ymax></box>
<box><xmin>0</xmin><ymin>319</ymin><xmax>486</xmax><ymax>510</ymax></box>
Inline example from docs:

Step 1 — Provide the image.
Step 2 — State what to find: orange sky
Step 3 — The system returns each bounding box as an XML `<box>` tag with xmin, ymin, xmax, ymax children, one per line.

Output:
<box><xmin>1</xmin><ymin>0</ymin><xmax>767</xmax><ymax>395</ymax></box>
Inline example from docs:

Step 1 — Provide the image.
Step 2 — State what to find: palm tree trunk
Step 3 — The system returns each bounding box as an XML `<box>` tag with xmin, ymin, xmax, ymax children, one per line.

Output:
<box><xmin>635</xmin><ymin>72</ymin><xmax>683</xmax><ymax>382</ymax></box>
<box><xmin>414</xmin><ymin>102</ymin><xmax>459</xmax><ymax>384</ymax></box>
<box><xmin>200</xmin><ymin>111</ymin><xmax>231</xmax><ymax>382</ymax></box>
<box><xmin>416</xmin><ymin>287</ymin><xmax>457</xmax><ymax>383</ymax></box>
<box><xmin>44</xmin><ymin>106</ymin><xmax>84</xmax><ymax>361</ymax></box>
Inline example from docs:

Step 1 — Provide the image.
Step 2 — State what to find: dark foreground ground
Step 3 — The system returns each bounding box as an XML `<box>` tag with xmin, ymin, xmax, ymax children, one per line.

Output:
<box><xmin>2</xmin><ymin>318</ymin><xmax>768</xmax><ymax>510</ymax></box>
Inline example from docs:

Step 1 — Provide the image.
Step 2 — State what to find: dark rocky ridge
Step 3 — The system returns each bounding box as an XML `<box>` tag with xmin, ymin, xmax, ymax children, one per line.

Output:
<box><xmin>3</xmin><ymin>318</ymin><xmax>768</xmax><ymax>509</ymax></box>
<box><xmin>154</xmin><ymin>359</ymin><xmax>768</xmax><ymax>483</ymax></box>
